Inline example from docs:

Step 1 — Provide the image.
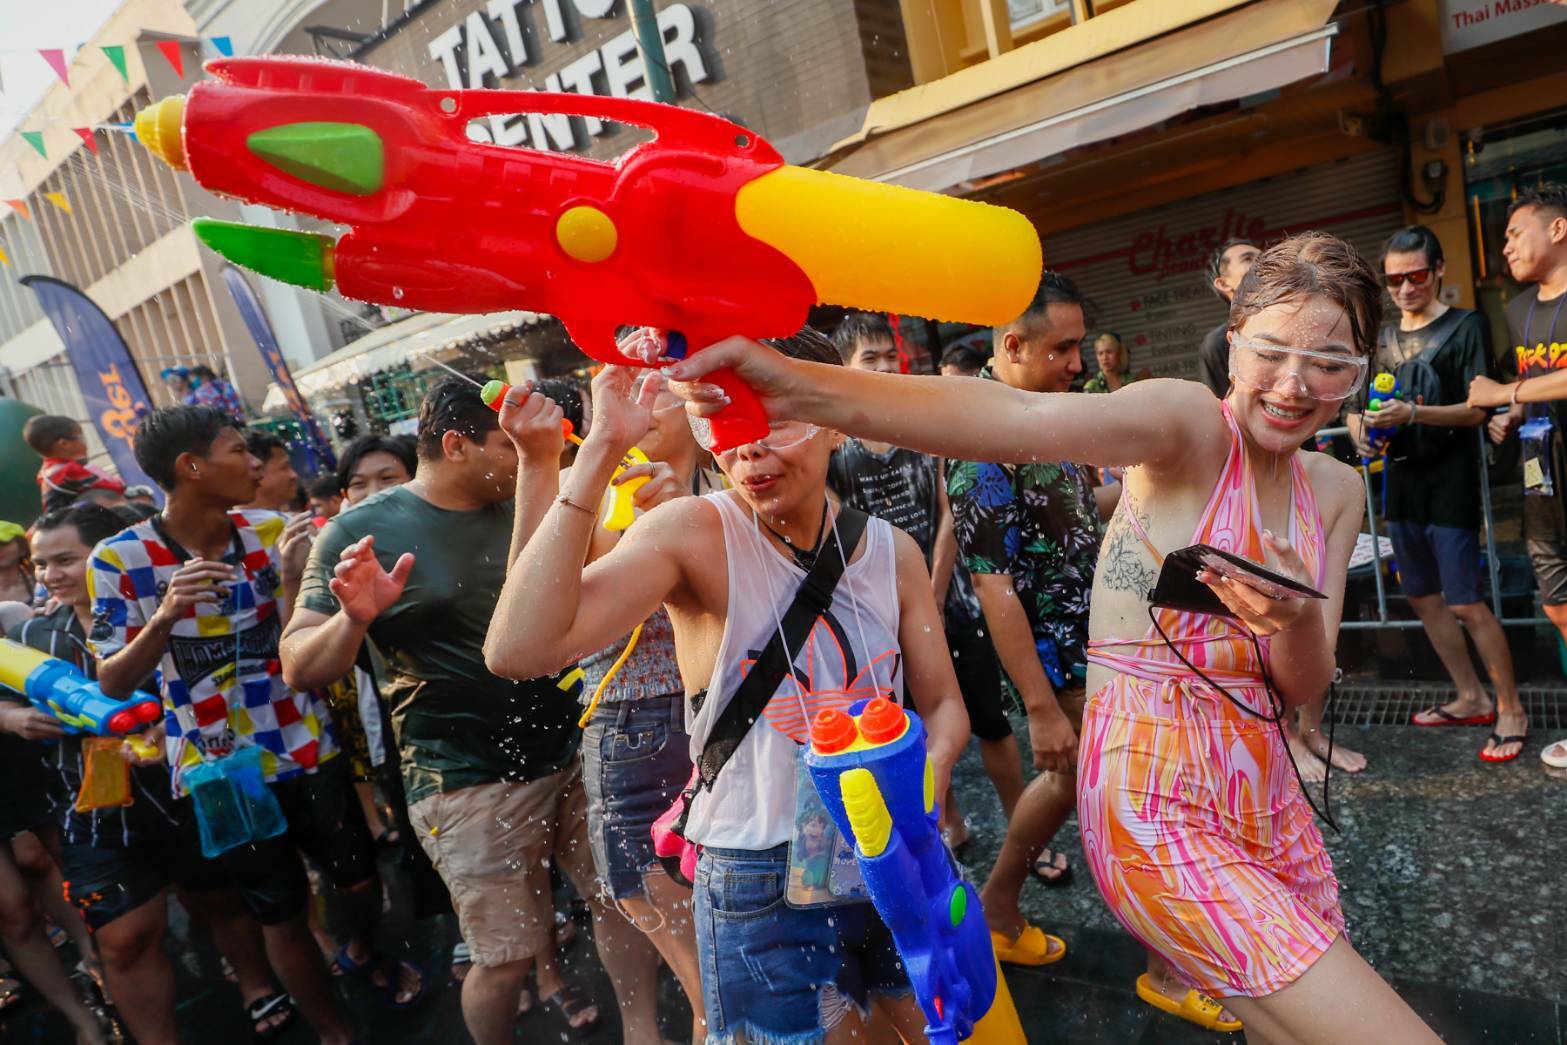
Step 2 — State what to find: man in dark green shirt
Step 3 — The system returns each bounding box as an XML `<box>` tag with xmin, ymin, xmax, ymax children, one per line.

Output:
<box><xmin>282</xmin><ymin>379</ymin><xmax>608</xmax><ymax>1040</ymax></box>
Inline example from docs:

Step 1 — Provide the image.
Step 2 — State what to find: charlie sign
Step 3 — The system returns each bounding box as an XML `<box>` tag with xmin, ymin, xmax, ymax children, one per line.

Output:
<box><xmin>425</xmin><ymin>0</ymin><xmax>714</xmax><ymax>152</ymax></box>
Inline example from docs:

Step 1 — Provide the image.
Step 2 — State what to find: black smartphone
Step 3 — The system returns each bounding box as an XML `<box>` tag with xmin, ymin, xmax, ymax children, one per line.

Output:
<box><xmin>1149</xmin><ymin>543</ymin><xmax>1326</xmax><ymax>618</ymax></box>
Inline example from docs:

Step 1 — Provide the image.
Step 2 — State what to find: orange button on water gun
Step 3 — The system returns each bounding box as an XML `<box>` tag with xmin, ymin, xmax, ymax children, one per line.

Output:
<box><xmin>811</xmin><ymin>708</ymin><xmax>857</xmax><ymax>754</ymax></box>
<box><xmin>858</xmin><ymin>697</ymin><xmax>907</xmax><ymax>745</ymax></box>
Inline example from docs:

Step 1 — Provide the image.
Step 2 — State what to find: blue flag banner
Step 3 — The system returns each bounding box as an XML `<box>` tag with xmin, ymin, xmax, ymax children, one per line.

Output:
<box><xmin>220</xmin><ymin>265</ymin><xmax>337</xmax><ymax>472</ymax></box>
<box><xmin>20</xmin><ymin>275</ymin><xmax>162</xmax><ymax>500</ymax></box>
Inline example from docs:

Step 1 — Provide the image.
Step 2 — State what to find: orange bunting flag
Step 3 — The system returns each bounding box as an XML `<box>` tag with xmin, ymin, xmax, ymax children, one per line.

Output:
<box><xmin>5</xmin><ymin>200</ymin><xmax>31</xmax><ymax>221</ymax></box>
<box><xmin>43</xmin><ymin>192</ymin><xmax>72</xmax><ymax>216</ymax></box>
<box><xmin>156</xmin><ymin>40</ymin><xmax>185</xmax><ymax>79</ymax></box>
<box><xmin>39</xmin><ymin>49</ymin><xmax>69</xmax><ymax>87</ymax></box>
<box><xmin>72</xmin><ymin>128</ymin><xmax>99</xmax><ymax>154</ymax></box>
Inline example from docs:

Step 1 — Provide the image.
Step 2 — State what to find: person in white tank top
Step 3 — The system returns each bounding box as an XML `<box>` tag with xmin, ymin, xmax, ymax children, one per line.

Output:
<box><xmin>485</xmin><ymin>328</ymin><xmax>970</xmax><ymax>1045</ymax></box>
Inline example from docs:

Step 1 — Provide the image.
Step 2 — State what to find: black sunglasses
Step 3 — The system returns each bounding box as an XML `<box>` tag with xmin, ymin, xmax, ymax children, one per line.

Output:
<box><xmin>1385</xmin><ymin>268</ymin><xmax>1434</xmax><ymax>288</ymax></box>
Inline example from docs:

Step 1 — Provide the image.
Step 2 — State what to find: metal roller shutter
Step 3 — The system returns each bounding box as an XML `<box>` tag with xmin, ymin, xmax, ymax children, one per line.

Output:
<box><xmin>1045</xmin><ymin>150</ymin><xmax>1403</xmax><ymax>380</ymax></box>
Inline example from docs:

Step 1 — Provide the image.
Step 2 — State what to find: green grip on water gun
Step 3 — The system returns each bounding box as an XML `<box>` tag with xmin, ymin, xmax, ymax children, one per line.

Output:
<box><xmin>481</xmin><ymin>380</ymin><xmax>649</xmax><ymax>532</ymax></box>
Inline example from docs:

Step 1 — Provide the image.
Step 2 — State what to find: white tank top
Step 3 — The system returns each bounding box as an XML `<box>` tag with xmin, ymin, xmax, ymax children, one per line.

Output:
<box><xmin>684</xmin><ymin>492</ymin><xmax>903</xmax><ymax>850</ymax></box>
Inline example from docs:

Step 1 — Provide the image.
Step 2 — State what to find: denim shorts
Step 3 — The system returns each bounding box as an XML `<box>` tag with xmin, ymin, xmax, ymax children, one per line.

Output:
<box><xmin>693</xmin><ymin>843</ymin><xmax>911</xmax><ymax>1044</ymax></box>
<box><xmin>581</xmin><ymin>694</ymin><xmax>692</xmax><ymax>901</ymax></box>
<box><xmin>1388</xmin><ymin>522</ymin><xmax>1484</xmax><ymax>605</ymax></box>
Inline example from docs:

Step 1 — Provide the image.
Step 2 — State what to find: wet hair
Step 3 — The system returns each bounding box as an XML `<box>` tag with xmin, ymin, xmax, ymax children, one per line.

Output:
<box><xmin>1228</xmin><ymin>232</ymin><xmax>1383</xmax><ymax>358</ymax></box>
<box><xmin>1381</xmin><ymin>225</ymin><xmax>1444</xmax><ymax>269</ymax></box>
<box><xmin>306</xmin><ymin>474</ymin><xmax>341</xmax><ymax>500</ymax></box>
<box><xmin>34</xmin><ymin>504</ymin><xmax>130</xmax><ymax>550</ymax></box>
<box><xmin>762</xmin><ymin>326</ymin><xmax>843</xmax><ymax>367</ymax></box>
<box><xmin>133</xmin><ymin>405</ymin><xmax>239</xmax><ymax>491</ymax></box>
<box><xmin>940</xmin><ymin>342</ymin><xmax>988</xmax><ymax>374</ymax></box>
<box><xmin>1007</xmin><ymin>271</ymin><xmax>1086</xmax><ymax>337</ymax></box>
<box><xmin>1205</xmin><ymin>238</ymin><xmax>1260</xmax><ymax>301</ymax></box>
<box><xmin>1507</xmin><ymin>183</ymin><xmax>1567</xmax><ymax>225</ymax></box>
<box><xmin>190</xmin><ymin>365</ymin><xmax>219</xmax><ymax>382</ymax></box>
<box><xmin>534</xmin><ymin>378</ymin><xmax>588</xmax><ymax>435</ymax></box>
<box><xmin>243</xmin><ymin>429</ymin><xmax>286</xmax><ymax>463</ymax></box>
<box><xmin>831</xmin><ymin>312</ymin><xmax>895</xmax><ymax>362</ymax></box>
<box><xmin>22</xmin><ymin>415</ymin><xmax>82</xmax><ymax>456</ymax></box>
<box><xmin>416</xmin><ymin>377</ymin><xmax>499</xmax><ymax>460</ymax></box>
<box><xmin>336</xmin><ymin>434</ymin><xmax>418</xmax><ymax>489</ymax></box>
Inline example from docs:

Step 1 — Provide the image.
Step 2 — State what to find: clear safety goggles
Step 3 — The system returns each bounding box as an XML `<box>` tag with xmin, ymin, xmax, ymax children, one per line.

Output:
<box><xmin>710</xmin><ymin>420</ymin><xmax>823</xmax><ymax>457</ymax></box>
<box><xmin>1228</xmin><ymin>335</ymin><xmax>1367</xmax><ymax>402</ymax></box>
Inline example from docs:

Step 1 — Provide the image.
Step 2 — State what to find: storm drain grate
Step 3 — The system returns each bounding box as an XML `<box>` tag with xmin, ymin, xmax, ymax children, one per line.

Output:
<box><xmin>1329</xmin><ymin>681</ymin><xmax>1567</xmax><ymax>730</ymax></box>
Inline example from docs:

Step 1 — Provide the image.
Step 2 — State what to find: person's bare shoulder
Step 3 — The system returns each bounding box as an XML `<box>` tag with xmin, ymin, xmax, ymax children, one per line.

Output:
<box><xmin>1302</xmin><ymin>452</ymin><xmax>1365</xmax><ymax>527</ymax></box>
<box><xmin>625</xmin><ymin>491</ymin><xmax>725</xmax><ymax>560</ymax></box>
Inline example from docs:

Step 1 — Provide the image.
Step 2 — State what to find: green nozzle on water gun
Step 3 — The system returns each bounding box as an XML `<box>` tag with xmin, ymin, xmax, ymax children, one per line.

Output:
<box><xmin>481</xmin><ymin>380</ymin><xmax>649</xmax><ymax>531</ymax></box>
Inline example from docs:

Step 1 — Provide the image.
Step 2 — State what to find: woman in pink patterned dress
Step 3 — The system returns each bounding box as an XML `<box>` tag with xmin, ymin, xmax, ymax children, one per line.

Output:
<box><xmin>662</xmin><ymin>233</ymin><xmax>1439</xmax><ymax>1042</ymax></box>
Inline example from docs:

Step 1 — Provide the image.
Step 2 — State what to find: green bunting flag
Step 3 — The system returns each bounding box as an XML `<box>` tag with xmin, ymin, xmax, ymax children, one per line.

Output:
<box><xmin>21</xmin><ymin>131</ymin><xmax>46</xmax><ymax>159</ymax></box>
<box><xmin>102</xmin><ymin>45</ymin><xmax>129</xmax><ymax>86</ymax></box>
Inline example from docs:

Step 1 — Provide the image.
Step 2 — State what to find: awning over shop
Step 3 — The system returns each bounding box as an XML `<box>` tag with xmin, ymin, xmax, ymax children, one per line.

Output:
<box><xmin>827</xmin><ymin>0</ymin><xmax>1339</xmax><ymax>193</ymax></box>
<box><xmin>261</xmin><ymin>309</ymin><xmax>542</xmax><ymax>412</ymax></box>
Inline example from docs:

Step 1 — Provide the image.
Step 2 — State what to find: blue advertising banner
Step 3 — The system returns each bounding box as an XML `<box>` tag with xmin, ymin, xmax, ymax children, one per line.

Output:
<box><xmin>20</xmin><ymin>276</ymin><xmax>162</xmax><ymax>499</ymax></box>
<box><xmin>220</xmin><ymin>265</ymin><xmax>337</xmax><ymax>473</ymax></box>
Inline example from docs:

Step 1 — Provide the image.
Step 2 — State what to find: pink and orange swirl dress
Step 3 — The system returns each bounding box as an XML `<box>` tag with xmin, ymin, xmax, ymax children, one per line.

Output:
<box><xmin>1079</xmin><ymin>402</ymin><xmax>1344</xmax><ymax>998</ymax></box>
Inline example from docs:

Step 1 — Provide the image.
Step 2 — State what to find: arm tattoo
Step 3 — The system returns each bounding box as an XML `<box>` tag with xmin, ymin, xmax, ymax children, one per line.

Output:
<box><xmin>1100</xmin><ymin>495</ymin><xmax>1157</xmax><ymax>598</ymax></box>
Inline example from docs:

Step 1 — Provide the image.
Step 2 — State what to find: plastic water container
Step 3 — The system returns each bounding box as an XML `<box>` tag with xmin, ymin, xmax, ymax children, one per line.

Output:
<box><xmin>185</xmin><ymin>746</ymin><xmax>287</xmax><ymax>857</ymax></box>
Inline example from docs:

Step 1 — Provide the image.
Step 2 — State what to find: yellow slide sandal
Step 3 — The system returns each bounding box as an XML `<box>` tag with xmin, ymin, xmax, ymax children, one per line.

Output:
<box><xmin>1135</xmin><ymin>973</ymin><xmax>1242</xmax><ymax>1032</ymax></box>
<box><xmin>989</xmin><ymin>924</ymin><xmax>1067</xmax><ymax>967</ymax></box>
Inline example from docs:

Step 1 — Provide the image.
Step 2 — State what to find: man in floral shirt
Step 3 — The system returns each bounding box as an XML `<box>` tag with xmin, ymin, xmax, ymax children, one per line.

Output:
<box><xmin>947</xmin><ymin>271</ymin><xmax>1105</xmax><ymax>967</ymax></box>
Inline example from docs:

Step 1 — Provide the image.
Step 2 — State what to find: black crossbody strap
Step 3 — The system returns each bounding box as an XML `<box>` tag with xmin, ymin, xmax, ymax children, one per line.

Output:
<box><xmin>694</xmin><ymin>507</ymin><xmax>870</xmax><ymax>793</ymax></box>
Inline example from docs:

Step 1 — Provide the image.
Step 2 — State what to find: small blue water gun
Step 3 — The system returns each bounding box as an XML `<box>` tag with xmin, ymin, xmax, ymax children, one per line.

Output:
<box><xmin>1363</xmin><ymin>372</ymin><xmax>1402</xmax><ymax>458</ymax></box>
<box><xmin>806</xmin><ymin>698</ymin><xmax>1025</xmax><ymax>1045</ymax></box>
<box><xmin>0</xmin><ymin>639</ymin><xmax>163</xmax><ymax>736</ymax></box>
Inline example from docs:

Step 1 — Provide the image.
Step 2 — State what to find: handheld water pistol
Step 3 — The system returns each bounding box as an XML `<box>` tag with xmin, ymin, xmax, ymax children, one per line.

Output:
<box><xmin>132</xmin><ymin>56</ymin><xmax>1043</xmax><ymax>452</ymax></box>
<box><xmin>806</xmin><ymin>699</ymin><xmax>1025</xmax><ymax>1045</ymax></box>
<box><xmin>1362</xmin><ymin>372</ymin><xmax>1402</xmax><ymax>458</ymax></box>
<box><xmin>480</xmin><ymin>380</ymin><xmax>649</xmax><ymax>530</ymax></box>
<box><xmin>0</xmin><ymin>639</ymin><xmax>163</xmax><ymax>737</ymax></box>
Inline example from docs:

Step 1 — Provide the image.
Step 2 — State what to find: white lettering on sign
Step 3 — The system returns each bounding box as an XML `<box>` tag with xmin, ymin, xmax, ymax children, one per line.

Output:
<box><xmin>425</xmin><ymin>1</ymin><xmax>714</xmax><ymax>152</ymax></box>
<box><xmin>1439</xmin><ymin>0</ymin><xmax>1567</xmax><ymax>53</ymax></box>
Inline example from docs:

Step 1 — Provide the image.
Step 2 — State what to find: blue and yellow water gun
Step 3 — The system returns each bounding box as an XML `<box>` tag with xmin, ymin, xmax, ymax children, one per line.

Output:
<box><xmin>806</xmin><ymin>698</ymin><xmax>1025</xmax><ymax>1045</ymax></box>
<box><xmin>0</xmin><ymin>639</ymin><xmax>162</xmax><ymax>736</ymax></box>
<box><xmin>1362</xmin><ymin>372</ymin><xmax>1402</xmax><ymax>459</ymax></box>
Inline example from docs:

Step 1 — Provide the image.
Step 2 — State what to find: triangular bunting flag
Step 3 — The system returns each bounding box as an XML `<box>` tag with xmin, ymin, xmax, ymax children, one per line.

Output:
<box><xmin>21</xmin><ymin>131</ymin><xmax>46</xmax><ymax>159</ymax></box>
<box><xmin>102</xmin><ymin>45</ymin><xmax>129</xmax><ymax>85</ymax></box>
<box><xmin>72</xmin><ymin>128</ymin><xmax>99</xmax><ymax>154</ymax></box>
<box><xmin>5</xmin><ymin>200</ymin><xmax>31</xmax><ymax>221</ymax></box>
<box><xmin>44</xmin><ymin>192</ymin><xmax>72</xmax><ymax>216</ymax></box>
<box><xmin>210</xmin><ymin>36</ymin><xmax>234</xmax><ymax>57</ymax></box>
<box><xmin>0</xmin><ymin>246</ymin><xmax>9</xmax><ymax>268</ymax></box>
<box><xmin>156</xmin><ymin>40</ymin><xmax>185</xmax><ymax>79</ymax></box>
<box><xmin>39</xmin><ymin>49</ymin><xmax>69</xmax><ymax>87</ymax></box>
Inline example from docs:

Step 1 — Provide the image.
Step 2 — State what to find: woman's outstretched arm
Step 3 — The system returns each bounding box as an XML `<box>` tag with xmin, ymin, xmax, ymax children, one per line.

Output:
<box><xmin>667</xmin><ymin>337</ymin><xmax>1218</xmax><ymax>470</ymax></box>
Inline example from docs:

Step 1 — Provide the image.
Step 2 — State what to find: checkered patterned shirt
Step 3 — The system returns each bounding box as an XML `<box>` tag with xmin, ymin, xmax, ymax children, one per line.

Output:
<box><xmin>86</xmin><ymin>511</ymin><xmax>335</xmax><ymax>794</ymax></box>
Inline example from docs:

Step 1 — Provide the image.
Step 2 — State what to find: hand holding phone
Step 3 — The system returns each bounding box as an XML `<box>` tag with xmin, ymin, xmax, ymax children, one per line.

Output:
<box><xmin>1150</xmin><ymin>532</ymin><xmax>1324</xmax><ymax>634</ymax></box>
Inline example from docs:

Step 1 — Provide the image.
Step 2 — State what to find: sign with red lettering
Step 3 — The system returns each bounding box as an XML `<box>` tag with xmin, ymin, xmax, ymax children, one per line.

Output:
<box><xmin>1440</xmin><ymin>0</ymin><xmax>1567</xmax><ymax>54</ymax></box>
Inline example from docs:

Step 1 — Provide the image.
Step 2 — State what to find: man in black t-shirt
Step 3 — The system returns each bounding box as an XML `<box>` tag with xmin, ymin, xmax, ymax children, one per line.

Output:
<box><xmin>1196</xmin><ymin>239</ymin><xmax>1259</xmax><ymax>396</ymax></box>
<box><xmin>829</xmin><ymin>313</ymin><xmax>1018</xmax><ymax>848</ymax></box>
<box><xmin>1348</xmin><ymin>226</ymin><xmax>1521</xmax><ymax>765</ymax></box>
<box><xmin>1470</xmin><ymin>184</ymin><xmax>1567</xmax><ymax>767</ymax></box>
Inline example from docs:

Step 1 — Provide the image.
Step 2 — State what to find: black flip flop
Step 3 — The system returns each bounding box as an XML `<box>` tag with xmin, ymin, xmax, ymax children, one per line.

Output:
<box><xmin>544</xmin><ymin>984</ymin><xmax>601</xmax><ymax>1037</ymax></box>
<box><xmin>1030</xmin><ymin>848</ymin><xmax>1074</xmax><ymax>888</ymax></box>
<box><xmin>248</xmin><ymin>992</ymin><xmax>296</xmax><ymax>1041</ymax></box>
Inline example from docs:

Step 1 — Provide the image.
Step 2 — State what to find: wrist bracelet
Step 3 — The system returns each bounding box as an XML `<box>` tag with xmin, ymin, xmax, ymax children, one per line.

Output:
<box><xmin>1511</xmin><ymin>379</ymin><xmax>1525</xmax><ymax>406</ymax></box>
<box><xmin>556</xmin><ymin>493</ymin><xmax>596</xmax><ymax>517</ymax></box>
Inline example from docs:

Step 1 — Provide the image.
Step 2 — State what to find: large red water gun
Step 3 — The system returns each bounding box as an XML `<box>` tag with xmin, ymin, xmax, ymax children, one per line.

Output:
<box><xmin>135</xmin><ymin>57</ymin><xmax>1041</xmax><ymax>451</ymax></box>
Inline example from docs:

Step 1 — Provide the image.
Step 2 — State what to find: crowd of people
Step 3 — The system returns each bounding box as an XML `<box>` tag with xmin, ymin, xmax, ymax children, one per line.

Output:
<box><xmin>0</xmin><ymin>184</ymin><xmax>1562</xmax><ymax>1045</ymax></box>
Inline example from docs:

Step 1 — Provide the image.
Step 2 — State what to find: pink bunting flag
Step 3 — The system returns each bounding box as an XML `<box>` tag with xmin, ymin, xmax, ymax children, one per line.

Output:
<box><xmin>156</xmin><ymin>40</ymin><xmax>185</xmax><ymax>79</ymax></box>
<box><xmin>72</xmin><ymin>128</ymin><xmax>99</xmax><ymax>154</ymax></box>
<box><xmin>39</xmin><ymin>49</ymin><xmax>69</xmax><ymax>87</ymax></box>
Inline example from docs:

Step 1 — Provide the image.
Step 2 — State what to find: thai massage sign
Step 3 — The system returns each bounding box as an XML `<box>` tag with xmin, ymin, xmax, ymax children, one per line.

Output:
<box><xmin>1440</xmin><ymin>0</ymin><xmax>1567</xmax><ymax>53</ymax></box>
<box><xmin>425</xmin><ymin>0</ymin><xmax>715</xmax><ymax>152</ymax></box>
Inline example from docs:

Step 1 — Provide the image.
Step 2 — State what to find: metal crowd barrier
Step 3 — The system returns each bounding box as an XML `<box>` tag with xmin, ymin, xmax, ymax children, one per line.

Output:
<box><xmin>1317</xmin><ymin>424</ymin><xmax>1551</xmax><ymax>630</ymax></box>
